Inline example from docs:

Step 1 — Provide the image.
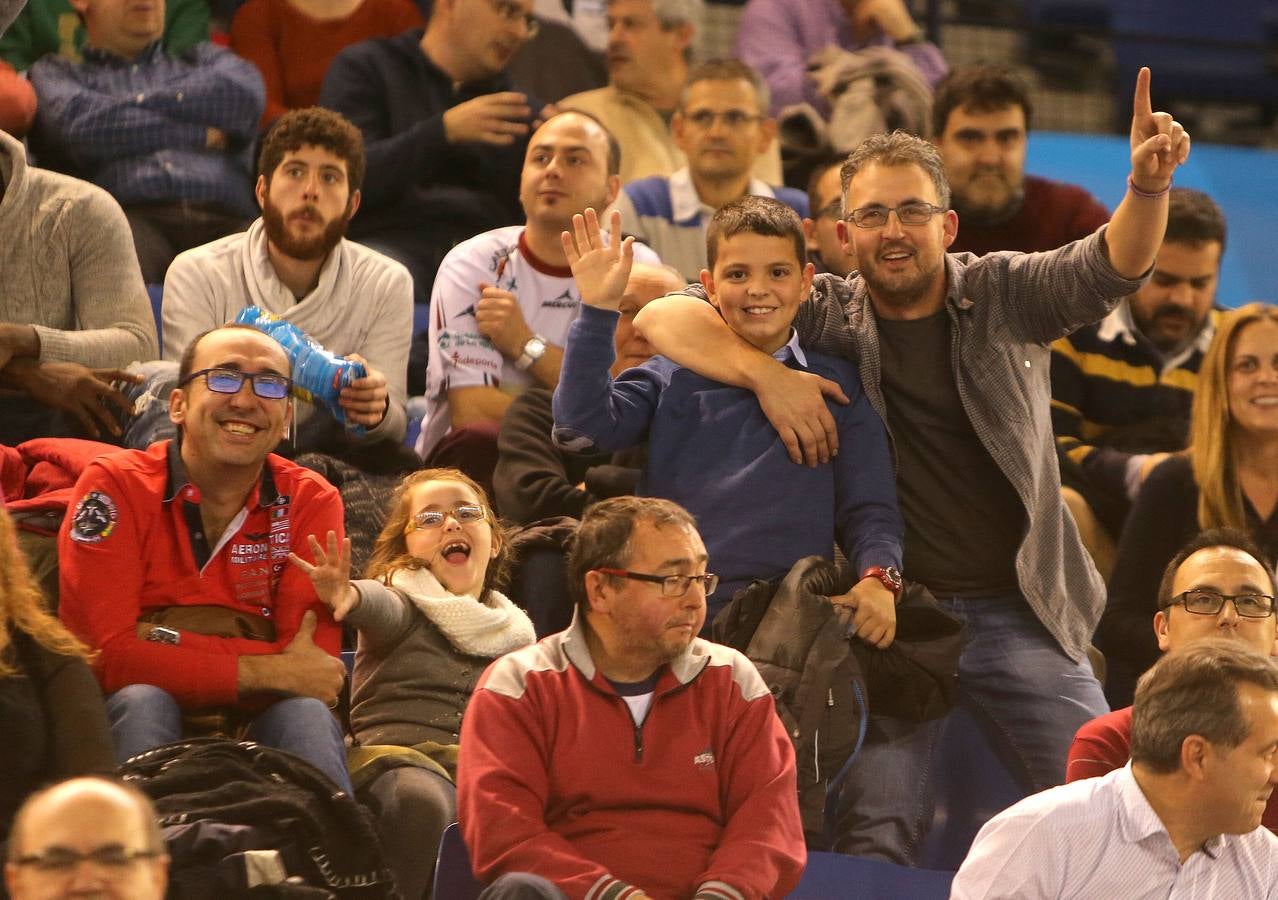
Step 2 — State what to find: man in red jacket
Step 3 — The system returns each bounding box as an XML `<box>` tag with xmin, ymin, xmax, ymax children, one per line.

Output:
<box><xmin>1068</xmin><ymin>527</ymin><xmax>1278</xmax><ymax>833</ymax></box>
<box><xmin>57</xmin><ymin>324</ymin><xmax>352</xmax><ymax>793</ymax></box>
<box><xmin>458</xmin><ymin>496</ymin><xmax>805</xmax><ymax>900</ymax></box>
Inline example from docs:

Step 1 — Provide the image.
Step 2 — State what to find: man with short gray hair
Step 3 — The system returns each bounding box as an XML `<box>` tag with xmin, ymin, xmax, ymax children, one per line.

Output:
<box><xmin>562</xmin><ymin>0</ymin><xmax>784</xmax><ymax>185</ymax></box>
<box><xmin>953</xmin><ymin>639</ymin><xmax>1278</xmax><ymax>899</ymax></box>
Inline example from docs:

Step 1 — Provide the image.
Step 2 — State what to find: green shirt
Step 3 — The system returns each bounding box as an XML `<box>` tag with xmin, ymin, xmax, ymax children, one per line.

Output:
<box><xmin>0</xmin><ymin>0</ymin><xmax>208</xmax><ymax>70</ymax></box>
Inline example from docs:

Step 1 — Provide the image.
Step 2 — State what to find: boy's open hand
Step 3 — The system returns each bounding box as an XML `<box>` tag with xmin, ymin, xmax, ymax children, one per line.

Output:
<box><xmin>289</xmin><ymin>531</ymin><xmax>360</xmax><ymax>621</ymax></box>
<box><xmin>562</xmin><ymin>208</ymin><xmax>634</xmax><ymax>311</ymax></box>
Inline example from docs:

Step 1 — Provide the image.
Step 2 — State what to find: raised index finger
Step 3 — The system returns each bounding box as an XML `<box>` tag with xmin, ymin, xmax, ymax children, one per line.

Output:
<box><xmin>1133</xmin><ymin>67</ymin><xmax>1152</xmax><ymax>118</ymax></box>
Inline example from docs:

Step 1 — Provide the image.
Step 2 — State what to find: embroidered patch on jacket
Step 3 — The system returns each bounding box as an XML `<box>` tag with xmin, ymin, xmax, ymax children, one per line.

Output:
<box><xmin>70</xmin><ymin>491</ymin><xmax>119</xmax><ymax>543</ymax></box>
<box><xmin>693</xmin><ymin>748</ymin><xmax>716</xmax><ymax>769</ymax></box>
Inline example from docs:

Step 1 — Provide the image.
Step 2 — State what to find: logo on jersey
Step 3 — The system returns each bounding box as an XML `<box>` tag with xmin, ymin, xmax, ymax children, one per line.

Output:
<box><xmin>541</xmin><ymin>289</ymin><xmax>578</xmax><ymax>309</ymax></box>
<box><xmin>693</xmin><ymin>748</ymin><xmax>716</xmax><ymax>769</ymax></box>
<box><xmin>70</xmin><ymin>491</ymin><xmax>119</xmax><ymax>543</ymax></box>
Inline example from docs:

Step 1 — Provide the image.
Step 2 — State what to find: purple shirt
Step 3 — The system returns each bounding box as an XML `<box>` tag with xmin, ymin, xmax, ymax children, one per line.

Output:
<box><xmin>735</xmin><ymin>0</ymin><xmax>947</xmax><ymax>115</ymax></box>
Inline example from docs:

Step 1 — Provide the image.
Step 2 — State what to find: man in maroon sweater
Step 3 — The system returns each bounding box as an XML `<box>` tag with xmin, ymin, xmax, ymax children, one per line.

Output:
<box><xmin>1069</xmin><ymin>528</ymin><xmax>1278</xmax><ymax>831</ymax></box>
<box><xmin>933</xmin><ymin>64</ymin><xmax>1110</xmax><ymax>256</ymax></box>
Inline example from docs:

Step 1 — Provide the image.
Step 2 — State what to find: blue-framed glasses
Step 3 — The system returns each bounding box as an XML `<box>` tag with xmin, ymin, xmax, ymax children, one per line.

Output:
<box><xmin>179</xmin><ymin>368</ymin><xmax>292</xmax><ymax>400</ymax></box>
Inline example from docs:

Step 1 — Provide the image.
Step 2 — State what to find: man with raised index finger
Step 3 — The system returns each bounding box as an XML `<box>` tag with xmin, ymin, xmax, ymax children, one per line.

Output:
<box><xmin>632</xmin><ymin>67</ymin><xmax>1191</xmax><ymax>862</ymax></box>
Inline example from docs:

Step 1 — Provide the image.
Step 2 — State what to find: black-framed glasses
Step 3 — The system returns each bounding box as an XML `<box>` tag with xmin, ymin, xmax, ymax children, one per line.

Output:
<box><xmin>487</xmin><ymin>0</ymin><xmax>540</xmax><ymax>36</ymax></box>
<box><xmin>596</xmin><ymin>568</ymin><xmax>719</xmax><ymax>597</ymax></box>
<box><xmin>178</xmin><ymin>368</ymin><xmax>292</xmax><ymax>400</ymax></box>
<box><xmin>683</xmin><ymin>110</ymin><xmax>762</xmax><ymax>130</ymax></box>
<box><xmin>1163</xmin><ymin>589</ymin><xmax>1277</xmax><ymax>619</ymax></box>
<box><xmin>404</xmin><ymin>503</ymin><xmax>488</xmax><ymax>533</ymax></box>
<box><xmin>15</xmin><ymin>845</ymin><xmax>164</xmax><ymax>873</ymax></box>
<box><xmin>848</xmin><ymin>202</ymin><xmax>946</xmax><ymax>229</ymax></box>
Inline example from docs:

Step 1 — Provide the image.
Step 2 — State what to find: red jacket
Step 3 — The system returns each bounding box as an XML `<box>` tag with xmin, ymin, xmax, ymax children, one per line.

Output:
<box><xmin>1</xmin><ymin>438</ymin><xmax>121</xmax><ymax>532</ymax></box>
<box><xmin>58</xmin><ymin>440</ymin><xmax>343</xmax><ymax>707</ymax></box>
<box><xmin>457</xmin><ymin>615</ymin><xmax>805</xmax><ymax>900</ymax></box>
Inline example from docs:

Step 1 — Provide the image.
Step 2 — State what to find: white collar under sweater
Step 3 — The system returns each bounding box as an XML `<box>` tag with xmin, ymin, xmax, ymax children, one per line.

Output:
<box><xmin>387</xmin><ymin>567</ymin><xmax>535</xmax><ymax>658</ymax></box>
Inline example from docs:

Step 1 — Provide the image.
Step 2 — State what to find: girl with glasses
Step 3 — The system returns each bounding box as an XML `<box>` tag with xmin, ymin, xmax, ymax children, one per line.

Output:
<box><xmin>290</xmin><ymin>467</ymin><xmax>534</xmax><ymax>899</ymax></box>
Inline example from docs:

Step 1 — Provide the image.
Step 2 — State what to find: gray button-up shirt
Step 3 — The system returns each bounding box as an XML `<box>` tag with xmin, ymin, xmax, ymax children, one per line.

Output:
<box><xmin>789</xmin><ymin>228</ymin><xmax>1145</xmax><ymax>661</ymax></box>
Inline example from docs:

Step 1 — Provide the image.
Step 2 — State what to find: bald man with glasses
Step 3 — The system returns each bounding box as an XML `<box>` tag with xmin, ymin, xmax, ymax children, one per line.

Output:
<box><xmin>57</xmin><ymin>325</ymin><xmax>353</xmax><ymax>794</ymax></box>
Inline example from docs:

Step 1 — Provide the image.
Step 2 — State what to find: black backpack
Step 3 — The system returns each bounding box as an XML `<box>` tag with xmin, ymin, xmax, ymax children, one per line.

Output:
<box><xmin>120</xmin><ymin>738</ymin><xmax>396</xmax><ymax>899</ymax></box>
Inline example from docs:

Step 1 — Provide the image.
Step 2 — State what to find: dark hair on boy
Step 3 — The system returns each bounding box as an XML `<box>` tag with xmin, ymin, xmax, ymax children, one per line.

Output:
<box><xmin>706</xmin><ymin>196</ymin><xmax>806</xmax><ymax>270</ymax></box>
<box><xmin>257</xmin><ymin>107</ymin><xmax>366</xmax><ymax>193</ymax></box>
<box><xmin>932</xmin><ymin>64</ymin><xmax>1033</xmax><ymax>138</ymax></box>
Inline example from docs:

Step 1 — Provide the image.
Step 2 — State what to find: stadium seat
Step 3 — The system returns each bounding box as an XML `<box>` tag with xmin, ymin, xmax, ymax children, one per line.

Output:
<box><xmin>786</xmin><ymin>852</ymin><xmax>954</xmax><ymax>899</ymax></box>
<box><xmin>432</xmin><ymin>822</ymin><xmax>482</xmax><ymax>900</ymax></box>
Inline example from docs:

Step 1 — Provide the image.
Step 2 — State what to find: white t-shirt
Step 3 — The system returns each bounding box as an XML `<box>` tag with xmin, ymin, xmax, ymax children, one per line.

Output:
<box><xmin>418</xmin><ymin>225</ymin><xmax>659</xmax><ymax>458</ymax></box>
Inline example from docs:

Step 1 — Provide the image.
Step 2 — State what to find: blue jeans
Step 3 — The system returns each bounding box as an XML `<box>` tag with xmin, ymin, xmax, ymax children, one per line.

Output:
<box><xmin>106</xmin><ymin>684</ymin><xmax>355</xmax><ymax>795</ymax></box>
<box><xmin>833</xmin><ymin>592</ymin><xmax>1109</xmax><ymax>863</ymax></box>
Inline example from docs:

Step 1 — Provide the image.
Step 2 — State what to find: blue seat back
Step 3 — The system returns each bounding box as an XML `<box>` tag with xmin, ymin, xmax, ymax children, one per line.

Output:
<box><xmin>786</xmin><ymin>852</ymin><xmax>953</xmax><ymax>899</ymax></box>
<box><xmin>433</xmin><ymin>822</ymin><xmax>483</xmax><ymax>900</ymax></box>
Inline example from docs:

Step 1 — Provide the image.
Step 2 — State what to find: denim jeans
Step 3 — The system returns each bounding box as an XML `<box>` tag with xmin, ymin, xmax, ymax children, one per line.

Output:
<box><xmin>106</xmin><ymin>684</ymin><xmax>355</xmax><ymax>795</ymax></box>
<box><xmin>833</xmin><ymin>592</ymin><xmax>1109</xmax><ymax>863</ymax></box>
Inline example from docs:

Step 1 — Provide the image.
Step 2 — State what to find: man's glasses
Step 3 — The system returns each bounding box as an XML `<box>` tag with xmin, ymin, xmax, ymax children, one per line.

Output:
<box><xmin>15</xmin><ymin>845</ymin><xmax>163</xmax><ymax>873</ymax></box>
<box><xmin>683</xmin><ymin>110</ymin><xmax>762</xmax><ymax>130</ymax></box>
<box><xmin>404</xmin><ymin>503</ymin><xmax>488</xmax><ymax>533</ymax></box>
<box><xmin>847</xmin><ymin>202</ymin><xmax>946</xmax><ymax>229</ymax></box>
<box><xmin>814</xmin><ymin>198</ymin><xmax>843</xmax><ymax>221</ymax></box>
<box><xmin>487</xmin><ymin>0</ymin><xmax>540</xmax><ymax>36</ymax></box>
<box><xmin>179</xmin><ymin>368</ymin><xmax>292</xmax><ymax>400</ymax></box>
<box><xmin>1163</xmin><ymin>589</ymin><xmax>1277</xmax><ymax>619</ymax></box>
<box><xmin>596</xmin><ymin>568</ymin><xmax>719</xmax><ymax>597</ymax></box>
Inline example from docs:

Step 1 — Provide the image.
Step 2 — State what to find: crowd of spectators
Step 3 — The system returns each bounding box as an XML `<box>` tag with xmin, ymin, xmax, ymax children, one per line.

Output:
<box><xmin>5</xmin><ymin>0</ymin><xmax>1278</xmax><ymax>896</ymax></box>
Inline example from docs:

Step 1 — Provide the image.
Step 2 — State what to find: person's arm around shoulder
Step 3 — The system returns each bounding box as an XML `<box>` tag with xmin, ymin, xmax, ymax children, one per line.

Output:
<box><xmin>633</xmin><ymin>281</ymin><xmax>849</xmax><ymax>467</ymax></box>
<box><xmin>694</xmin><ymin>650</ymin><xmax>805</xmax><ymax>898</ymax></box>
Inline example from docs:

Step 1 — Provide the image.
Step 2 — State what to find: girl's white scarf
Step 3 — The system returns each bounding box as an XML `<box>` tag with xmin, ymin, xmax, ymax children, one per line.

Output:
<box><xmin>388</xmin><ymin>566</ymin><xmax>535</xmax><ymax>658</ymax></box>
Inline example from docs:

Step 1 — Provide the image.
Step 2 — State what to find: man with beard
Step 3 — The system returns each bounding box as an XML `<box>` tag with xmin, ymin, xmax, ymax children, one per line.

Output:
<box><xmin>934</xmin><ymin>65</ymin><xmax>1110</xmax><ymax>256</ymax></box>
<box><xmin>633</xmin><ymin>69</ymin><xmax>1190</xmax><ymax>862</ymax></box>
<box><xmin>1052</xmin><ymin>188</ymin><xmax>1226</xmax><ymax>573</ymax></box>
<box><xmin>418</xmin><ymin>110</ymin><xmax>660</xmax><ymax>490</ymax></box>
<box><xmin>457</xmin><ymin>496</ymin><xmax>805</xmax><ymax>900</ymax></box>
<box><xmin>162</xmin><ymin>107</ymin><xmax>411</xmax><ymax>448</ymax></box>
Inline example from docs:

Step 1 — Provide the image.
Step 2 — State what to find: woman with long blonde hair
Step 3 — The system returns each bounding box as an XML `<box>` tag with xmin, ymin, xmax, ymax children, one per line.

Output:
<box><xmin>0</xmin><ymin>505</ymin><xmax>115</xmax><ymax>840</ymax></box>
<box><xmin>291</xmin><ymin>467</ymin><xmax>532</xmax><ymax>899</ymax></box>
<box><xmin>1098</xmin><ymin>302</ymin><xmax>1278</xmax><ymax>704</ymax></box>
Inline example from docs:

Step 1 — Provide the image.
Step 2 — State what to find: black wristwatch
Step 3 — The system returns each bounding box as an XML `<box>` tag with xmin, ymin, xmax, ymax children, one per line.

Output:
<box><xmin>861</xmin><ymin>565</ymin><xmax>903</xmax><ymax>601</ymax></box>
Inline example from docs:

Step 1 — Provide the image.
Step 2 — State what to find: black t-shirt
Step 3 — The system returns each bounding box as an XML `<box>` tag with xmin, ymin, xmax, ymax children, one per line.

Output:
<box><xmin>876</xmin><ymin>311</ymin><xmax>1024</xmax><ymax>595</ymax></box>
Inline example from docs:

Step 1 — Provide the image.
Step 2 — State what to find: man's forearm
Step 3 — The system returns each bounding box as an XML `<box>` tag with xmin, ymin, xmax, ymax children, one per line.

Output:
<box><xmin>1103</xmin><ymin>182</ymin><xmax>1167</xmax><ymax>278</ymax></box>
<box><xmin>633</xmin><ymin>296</ymin><xmax>780</xmax><ymax>389</ymax></box>
<box><xmin>450</xmin><ymin>385</ymin><xmax>513</xmax><ymax>426</ymax></box>
<box><xmin>237</xmin><ymin>652</ymin><xmax>287</xmax><ymax>695</ymax></box>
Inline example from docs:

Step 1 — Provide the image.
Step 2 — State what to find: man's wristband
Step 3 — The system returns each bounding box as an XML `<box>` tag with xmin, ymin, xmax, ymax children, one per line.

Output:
<box><xmin>1127</xmin><ymin>175</ymin><xmax>1170</xmax><ymax>200</ymax></box>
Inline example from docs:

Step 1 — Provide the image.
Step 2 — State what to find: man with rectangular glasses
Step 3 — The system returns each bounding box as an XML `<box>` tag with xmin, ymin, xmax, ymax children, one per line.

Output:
<box><xmin>5</xmin><ymin>777</ymin><xmax>168</xmax><ymax>900</ymax></box>
<box><xmin>458</xmin><ymin>495</ymin><xmax>804</xmax><ymax>900</ymax></box>
<box><xmin>1068</xmin><ymin>528</ymin><xmax>1278</xmax><ymax>834</ymax></box>
<box><xmin>632</xmin><ymin>68</ymin><xmax>1191</xmax><ymax>862</ymax></box>
<box><xmin>57</xmin><ymin>325</ymin><xmax>354</xmax><ymax>795</ymax></box>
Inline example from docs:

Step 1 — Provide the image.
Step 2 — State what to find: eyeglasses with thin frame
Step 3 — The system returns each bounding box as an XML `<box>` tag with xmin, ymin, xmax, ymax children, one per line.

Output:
<box><xmin>487</xmin><ymin>0</ymin><xmax>540</xmax><ymax>37</ymax></box>
<box><xmin>814</xmin><ymin>198</ymin><xmax>844</xmax><ymax>221</ymax></box>
<box><xmin>683</xmin><ymin>109</ymin><xmax>763</xmax><ymax>130</ymax></box>
<box><xmin>15</xmin><ymin>844</ymin><xmax>164</xmax><ymax>874</ymax></box>
<box><xmin>178</xmin><ymin>367</ymin><xmax>292</xmax><ymax>401</ymax></box>
<box><xmin>847</xmin><ymin>202</ymin><xmax>947</xmax><ymax>229</ymax></box>
<box><xmin>403</xmin><ymin>503</ymin><xmax>488</xmax><ymax>534</ymax></box>
<box><xmin>595</xmin><ymin>568</ymin><xmax>719</xmax><ymax>597</ymax></box>
<box><xmin>1162</xmin><ymin>589</ymin><xmax>1277</xmax><ymax>619</ymax></box>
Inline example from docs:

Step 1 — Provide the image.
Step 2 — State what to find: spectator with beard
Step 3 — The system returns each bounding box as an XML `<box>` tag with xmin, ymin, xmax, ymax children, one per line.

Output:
<box><xmin>161</xmin><ymin>107</ymin><xmax>412</xmax><ymax>447</ymax></box>
<box><xmin>934</xmin><ymin>65</ymin><xmax>1110</xmax><ymax>256</ymax></box>
<box><xmin>1052</xmin><ymin>188</ymin><xmax>1226</xmax><ymax>580</ymax></box>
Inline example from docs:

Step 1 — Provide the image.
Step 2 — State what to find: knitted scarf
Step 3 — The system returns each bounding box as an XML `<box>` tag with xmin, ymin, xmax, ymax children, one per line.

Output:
<box><xmin>388</xmin><ymin>566</ymin><xmax>535</xmax><ymax>658</ymax></box>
